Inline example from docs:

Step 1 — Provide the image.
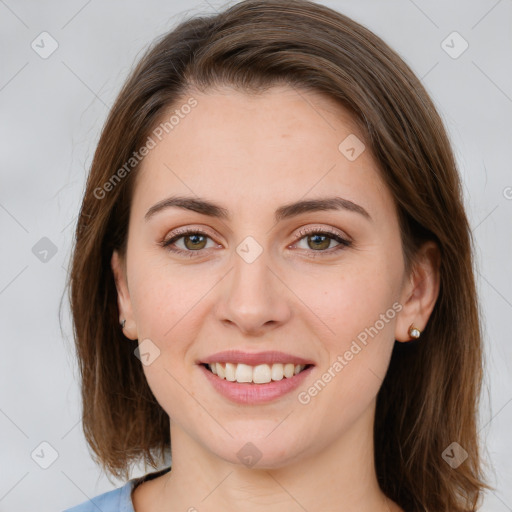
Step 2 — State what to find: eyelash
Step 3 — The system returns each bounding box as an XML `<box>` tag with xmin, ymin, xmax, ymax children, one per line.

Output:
<box><xmin>159</xmin><ymin>226</ymin><xmax>352</xmax><ymax>258</ymax></box>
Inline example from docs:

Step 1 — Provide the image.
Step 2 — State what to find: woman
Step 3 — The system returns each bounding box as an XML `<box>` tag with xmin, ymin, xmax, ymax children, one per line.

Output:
<box><xmin>63</xmin><ymin>0</ymin><xmax>490</xmax><ymax>510</ymax></box>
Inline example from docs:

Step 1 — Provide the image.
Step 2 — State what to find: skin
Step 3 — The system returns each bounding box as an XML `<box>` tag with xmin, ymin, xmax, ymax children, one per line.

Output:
<box><xmin>111</xmin><ymin>85</ymin><xmax>440</xmax><ymax>512</ymax></box>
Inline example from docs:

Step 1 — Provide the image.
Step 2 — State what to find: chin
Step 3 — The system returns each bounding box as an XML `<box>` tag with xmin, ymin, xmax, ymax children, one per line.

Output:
<box><xmin>206</xmin><ymin>431</ymin><xmax>312</xmax><ymax>470</ymax></box>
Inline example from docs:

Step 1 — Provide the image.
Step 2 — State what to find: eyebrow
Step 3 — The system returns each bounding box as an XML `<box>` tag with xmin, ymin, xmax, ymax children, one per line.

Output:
<box><xmin>144</xmin><ymin>195</ymin><xmax>372</xmax><ymax>223</ymax></box>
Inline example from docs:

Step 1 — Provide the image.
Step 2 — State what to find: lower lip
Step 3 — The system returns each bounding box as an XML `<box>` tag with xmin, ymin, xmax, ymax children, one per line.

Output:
<box><xmin>199</xmin><ymin>364</ymin><xmax>314</xmax><ymax>405</ymax></box>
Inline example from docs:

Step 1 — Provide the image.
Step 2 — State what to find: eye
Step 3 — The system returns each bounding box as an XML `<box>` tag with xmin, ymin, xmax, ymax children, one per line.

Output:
<box><xmin>159</xmin><ymin>226</ymin><xmax>352</xmax><ymax>258</ymax></box>
<box><xmin>291</xmin><ymin>227</ymin><xmax>352</xmax><ymax>256</ymax></box>
<box><xmin>160</xmin><ymin>228</ymin><xmax>218</xmax><ymax>257</ymax></box>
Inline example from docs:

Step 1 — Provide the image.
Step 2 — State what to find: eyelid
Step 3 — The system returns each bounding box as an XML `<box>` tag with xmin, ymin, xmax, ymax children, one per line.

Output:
<box><xmin>291</xmin><ymin>224</ymin><xmax>351</xmax><ymax>242</ymax></box>
<box><xmin>163</xmin><ymin>224</ymin><xmax>218</xmax><ymax>241</ymax></box>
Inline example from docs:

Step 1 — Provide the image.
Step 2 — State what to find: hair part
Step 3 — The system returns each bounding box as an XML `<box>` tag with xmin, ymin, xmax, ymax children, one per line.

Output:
<box><xmin>66</xmin><ymin>1</ymin><xmax>491</xmax><ymax>510</ymax></box>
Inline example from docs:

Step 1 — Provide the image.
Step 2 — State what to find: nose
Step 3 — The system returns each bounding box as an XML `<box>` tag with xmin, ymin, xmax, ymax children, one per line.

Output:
<box><xmin>214</xmin><ymin>246</ymin><xmax>292</xmax><ymax>337</ymax></box>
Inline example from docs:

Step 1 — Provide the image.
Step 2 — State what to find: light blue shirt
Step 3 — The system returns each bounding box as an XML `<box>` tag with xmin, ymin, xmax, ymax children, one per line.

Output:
<box><xmin>62</xmin><ymin>466</ymin><xmax>171</xmax><ymax>512</ymax></box>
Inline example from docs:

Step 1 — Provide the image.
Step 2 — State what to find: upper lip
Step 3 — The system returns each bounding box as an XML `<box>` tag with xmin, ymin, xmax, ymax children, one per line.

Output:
<box><xmin>199</xmin><ymin>350</ymin><xmax>315</xmax><ymax>366</ymax></box>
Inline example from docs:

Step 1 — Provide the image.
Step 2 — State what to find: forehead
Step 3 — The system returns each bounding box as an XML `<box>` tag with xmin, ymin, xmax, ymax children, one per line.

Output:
<box><xmin>131</xmin><ymin>85</ymin><xmax>392</xmax><ymax>222</ymax></box>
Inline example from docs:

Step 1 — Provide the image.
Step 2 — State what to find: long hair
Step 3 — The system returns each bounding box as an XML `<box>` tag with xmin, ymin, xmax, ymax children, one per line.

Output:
<box><xmin>65</xmin><ymin>1</ymin><xmax>491</xmax><ymax>510</ymax></box>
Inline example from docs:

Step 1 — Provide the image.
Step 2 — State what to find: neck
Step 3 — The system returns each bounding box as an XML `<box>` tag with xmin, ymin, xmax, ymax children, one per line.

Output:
<box><xmin>149</xmin><ymin>399</ymin><xmax>397</xmax><ymax>512</ymax></box>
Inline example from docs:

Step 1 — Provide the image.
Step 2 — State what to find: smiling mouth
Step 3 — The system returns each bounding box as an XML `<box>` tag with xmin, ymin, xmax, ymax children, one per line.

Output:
<box><xmin>202</xmin><ymin>362</ymin><xmax>314</xmax><ymax>384</ymax></box>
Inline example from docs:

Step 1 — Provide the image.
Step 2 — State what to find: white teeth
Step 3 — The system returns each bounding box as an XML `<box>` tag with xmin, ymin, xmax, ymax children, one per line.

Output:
<box><xmin>207</xmin><ymin>362</ymin><xmax>307</xmax><ymax>384</ymax></box>
<box><xmin>253</xmin><ymin>364</ymin><xmax>272</xmax><ymax>384</ymax></box>
<box><xmin>284</xmin><ymin>363</ymin><xmax>295</xmax><ymax>378</ymax></box>
<box><xmin>225</xmin><ymin>362</ymin><xmax>236</xmax><ymax>382</ymax></box>
<box><xmin>235</xmin><ymin>363</ymin><xmax>253</xmax><ymax>383</ymax></box>
<box><xmin>271</xmin><ymin>363</ymin><xmax>284</xmax><ymax>381</ymax></box>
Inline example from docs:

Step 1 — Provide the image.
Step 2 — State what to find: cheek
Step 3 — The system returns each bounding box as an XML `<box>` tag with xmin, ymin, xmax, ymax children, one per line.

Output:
<box><xmin>295</xmin><ymin>278</ymin><xmax>398</xmax><ymax>433</ymax></box>
<box><xmin>127</xmin><ymin>261</ymin><xmax>205</xmax><ymax>417</ymax></box>
<box><xmin>128</xmin><ymin>254</ymin><xmax>205</xmax><ymax>342</ymax></box>
<box><xmin>297</xmin><ymin>258</ymin><xmax>401</xmax><ymax>347</ymax></box>
<box><xmin>293</xmin><ymin>254</ymin><xmax>401</xmax><ymax>403</ymax></box>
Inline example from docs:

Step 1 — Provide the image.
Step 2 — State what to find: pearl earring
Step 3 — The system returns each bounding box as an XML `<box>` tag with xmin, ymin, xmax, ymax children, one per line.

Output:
<box><xmin>120</xmin><ymin>319</ymin><xmax>126</xmax><ymax>329</ymax></box>
<box><xmin>408</xmin><ymin>324</ymin><xmax>421</xmax><ymax>339</ymax></box>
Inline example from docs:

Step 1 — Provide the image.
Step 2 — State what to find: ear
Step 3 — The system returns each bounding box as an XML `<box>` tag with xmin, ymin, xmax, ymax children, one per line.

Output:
<box><xmin>111</xmin><ymin>250</ymin><xmax>138</xmax><ymax>340</ymax></box>
<box><xmin>395</xmin><ymin>240</ymin><xmax>441</xmax><ymax>342</ymax></box>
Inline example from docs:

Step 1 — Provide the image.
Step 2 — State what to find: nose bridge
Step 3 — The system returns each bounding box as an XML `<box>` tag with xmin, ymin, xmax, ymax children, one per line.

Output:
<box><xmin>215</xmin><ymin>234</ymin><xmax>291</xmax><ymax>334</ymax></box>
<box><xmin>233</xmin><ymin>237</ymin><xmax>272</xmax><ymax>299</ymax></box>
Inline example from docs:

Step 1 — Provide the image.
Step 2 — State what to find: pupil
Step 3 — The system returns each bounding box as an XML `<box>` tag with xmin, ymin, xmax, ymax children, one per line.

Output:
<box><xmin>186</xmin><ymin>234</ymin><xmax>205</xmax><ymax>249</ymax></box>
<box><xmin>310</xmin><ymin>234</ymin><xmax>329</xmax><ymax>250</ymax></box>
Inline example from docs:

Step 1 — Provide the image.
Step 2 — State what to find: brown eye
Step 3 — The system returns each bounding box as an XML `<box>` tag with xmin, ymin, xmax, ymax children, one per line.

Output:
<box><xmin>160</xmin><ymin>226</ymin><xmax>351</xmax><ymax>259</ymax></box>
<box><xmin>181</xmin><ymin>233</ymin><xmax>208</xmax><ymax>250</ymax></box>
<box><xmin>161</xmin><ymin>229</ymin><xmax>216</xmax><ymax>256</ymax></box>
<box><xmin>305</xmin><ymin>233</ymin><xmax>332</xmax><ymax>251</ymax></box>
<box><xmin>293</xmin><ymin>228</ymin><xmax>352</xmax><ymax>256</ymax></box>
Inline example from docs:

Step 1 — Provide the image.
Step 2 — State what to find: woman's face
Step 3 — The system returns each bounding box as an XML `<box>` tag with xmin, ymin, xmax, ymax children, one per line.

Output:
<box><xmin>113</xmin><ymin>85</ymin><xmax>416</xmax><ymax>468</ymax></box>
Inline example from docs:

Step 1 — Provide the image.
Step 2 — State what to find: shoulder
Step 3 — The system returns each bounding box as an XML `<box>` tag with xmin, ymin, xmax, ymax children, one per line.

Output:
<box><xmin>62</xmin><ymin>466</ymin><xmax>171</xmax><ymax>512</ymax></box>
<box><xmin>62</xmin><ymin>479</ymin><xmax>135</xmax><ymax>512</ymax></box>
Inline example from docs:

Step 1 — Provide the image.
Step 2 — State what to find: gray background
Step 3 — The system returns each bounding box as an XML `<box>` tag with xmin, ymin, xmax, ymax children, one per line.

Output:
<box><xmin>0</xmin><ymin>0</ymin><xmax>511</xmax><ymax>511</ymax></box>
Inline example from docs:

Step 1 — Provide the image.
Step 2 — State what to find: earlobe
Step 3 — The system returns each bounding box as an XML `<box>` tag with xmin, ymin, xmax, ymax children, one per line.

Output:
<box><xmin>394</xmin><ymin>241</ymin><xmax>441</xmax><ymax>343</ymax></box>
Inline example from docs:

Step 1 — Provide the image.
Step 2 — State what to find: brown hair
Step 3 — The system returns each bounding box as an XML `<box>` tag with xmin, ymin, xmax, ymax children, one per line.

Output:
<box><xmin>65</xmin><ymin>1</ymin><xmax>491</xmax><ymax>509</ymax></box>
